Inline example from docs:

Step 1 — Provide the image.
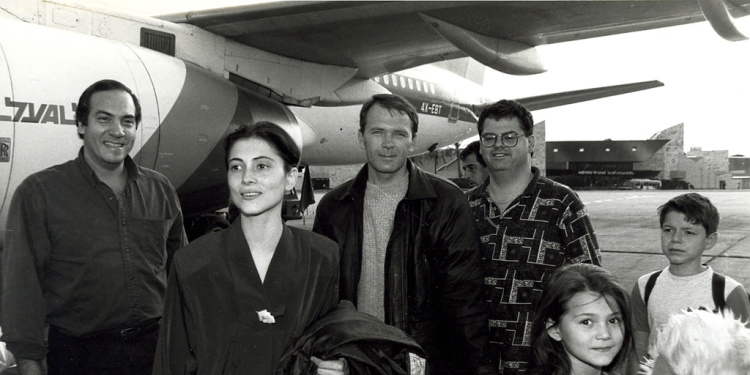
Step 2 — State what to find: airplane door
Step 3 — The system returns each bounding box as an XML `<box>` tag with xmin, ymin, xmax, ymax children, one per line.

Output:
<box><xmin>448</xmin><ymin>103</ymin><xmax>460</xmax><ymax>123</ymax></box>
<box><xmin>0</xmin><ymin>44</ymin><xmax>13</xmax><ymax>219</ymax></box>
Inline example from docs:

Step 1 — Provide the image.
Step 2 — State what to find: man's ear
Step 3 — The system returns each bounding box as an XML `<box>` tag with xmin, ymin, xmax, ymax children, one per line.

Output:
<box><xmin>545</xmin><ymin>319</ymin><xmax>561</xmax><ymax>342</ymax></box>
<box><xmin>408</xmin><ymin>133</ymin><xmax>416</xmax><ymax>152</ymax></box>
<box><xmin>527</xmin><ymin>134</ymin><xmax>535</xmax><ymax>154</ymax></box>
<box><xmin>358</xmin><ymin>130</ymin><xmax>365</xmax><ymax>149</ymax></box>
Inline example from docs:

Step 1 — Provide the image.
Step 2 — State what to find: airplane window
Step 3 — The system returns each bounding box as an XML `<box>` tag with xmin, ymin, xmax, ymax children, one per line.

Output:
<box><xmin>384</xmin><ymin>75</ymin><xmax>389</xmax><ymax>85</ymax></box>
<box><xmin>408</xmin><ymin>78</ymin><xmax>414</xmax><ymax>90</ymax></box>
<box><xmin>553</xmin><ymin>148</ymin><xmax>559</xmax><ymax>152</ymax></box>
<box><xmin>416</xmin><ymin>81</ymin><xmax>422</xmax><ymax>91</ymax></box>
<box><xmin>430</xmin><ymin>83</ymin><xmax>436</xmax><ymax>94</ymax></box>
<box><xmin>605</xmin><ymin>148</ymin><xmax>611</xmax><ymax>152</ymax></box>
<box><xmin>374</xmin><ymin>77</ymin><xmax>381</xmax><ymax>83</ymax></box>
<box><xmin>579</xmin><ymin>148</ymin><xmax>585</xmax><ymax>152</ymax></box>
<box><xmin>400</xmin><ymin>76</ymin><xmax>406</xmax><ymax>88</ymax></box>
<box><xmin>392</xmin><ymin>75</ymin><xmax>398</xmax><ymax>85</ymax></box>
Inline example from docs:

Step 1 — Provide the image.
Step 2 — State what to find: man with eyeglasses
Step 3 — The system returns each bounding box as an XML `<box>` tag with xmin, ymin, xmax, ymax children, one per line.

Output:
<box><xmin>465</xmin><ymin>100</ymin><xmax>601</xmax><ymax>375</ymax></box>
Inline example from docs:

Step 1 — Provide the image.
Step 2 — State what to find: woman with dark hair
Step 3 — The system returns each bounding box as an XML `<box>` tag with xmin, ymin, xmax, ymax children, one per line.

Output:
<box><xmin>528</xmin><ymin>264</ymin><xmax>633</xmax><ymax>375</ymax></box>
<box><xmin>153</xmin><ymin>122</ymin><xmax>342</xmax><ymax>375</ymax></box>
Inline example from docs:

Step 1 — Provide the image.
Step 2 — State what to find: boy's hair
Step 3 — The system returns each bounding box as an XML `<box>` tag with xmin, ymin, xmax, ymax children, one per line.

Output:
<box><xmin>641</xmin><ymin>309</ymin><xmax>750</xmax><ymax>375</ymax></box>
<box><xmin>528</xmin><ymin>264</ymin><xmax>633</xmax><ymax>375</ymax></box>
<box><xmin>658</xmin><ymin>193</ymin><xmax>720</xmax><ymax>235</ymax></box>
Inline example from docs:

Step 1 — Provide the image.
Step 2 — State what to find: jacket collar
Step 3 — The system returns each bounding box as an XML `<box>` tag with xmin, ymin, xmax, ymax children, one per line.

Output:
<box><xmin>332</xmin><ymin>160</ymin><xmax>437</xmax><ymax>201</ymax></box>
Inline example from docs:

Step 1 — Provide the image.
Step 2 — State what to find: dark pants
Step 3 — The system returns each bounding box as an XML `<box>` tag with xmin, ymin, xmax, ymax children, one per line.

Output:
<box><xmin>47</xmin><ymin>321</ymin><xmax>159</xmax><ymax>375</ymax></box>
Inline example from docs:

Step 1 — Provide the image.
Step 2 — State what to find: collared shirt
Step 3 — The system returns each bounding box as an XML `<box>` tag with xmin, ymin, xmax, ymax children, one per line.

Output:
<box><xmin>466</xmin><ymin>167</ymin><xmax>601</xmax><ymax>374</ymax></box>
<box><xmin>1</xmin><ymin>148</ymin><xmax>187</xmax><ymax>360</ymax></box>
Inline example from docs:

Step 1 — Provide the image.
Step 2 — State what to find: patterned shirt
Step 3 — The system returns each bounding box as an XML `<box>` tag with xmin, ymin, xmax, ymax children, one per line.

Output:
<box><xmin>466</xmin><ymin>167</ymin><xmax>601</xmax><ymax>374</ymax></box>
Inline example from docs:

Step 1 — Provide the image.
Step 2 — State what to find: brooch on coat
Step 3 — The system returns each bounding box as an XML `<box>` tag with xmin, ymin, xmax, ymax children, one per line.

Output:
<box><xmin>256</xmin><ymin>309</ymin><xmax>276</xmax><ymax>324</ymax></box>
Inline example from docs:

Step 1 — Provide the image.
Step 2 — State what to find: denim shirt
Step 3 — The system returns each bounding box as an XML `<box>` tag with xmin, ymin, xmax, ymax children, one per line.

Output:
<box><xmin>1</xmin><ymin>148</ymin><xmax>187</xmax><ymax>360</ymax></box>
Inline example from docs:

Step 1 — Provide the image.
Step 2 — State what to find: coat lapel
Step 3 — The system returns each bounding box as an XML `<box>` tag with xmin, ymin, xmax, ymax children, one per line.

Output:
<box><xmin>262</xmin><ymin>226</ymin><xmax>301</xmax><ymax>320</ymax></box>
<box><xmin>225</xmin><ymin>222</ymin><xmax>269</xmax><ymax>325</ymax></box>
<box><xmin>227</xmin><ymin>223</ymin><xmax>299</xmax><ymax>325</ymax></box>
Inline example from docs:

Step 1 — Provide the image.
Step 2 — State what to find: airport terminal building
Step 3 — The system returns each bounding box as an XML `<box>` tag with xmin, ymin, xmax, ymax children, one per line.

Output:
<box><xmin>546</xmin><ymin>124</ymin><xmax>749</xmax><ymax>190</ymax></box>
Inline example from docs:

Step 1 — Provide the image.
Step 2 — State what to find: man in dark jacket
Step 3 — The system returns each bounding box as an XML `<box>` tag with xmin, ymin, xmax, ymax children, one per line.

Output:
<box><xmin>313</xmin><ymin>94</ymin><xmax>496</xmax><ymax>375</ymax></box>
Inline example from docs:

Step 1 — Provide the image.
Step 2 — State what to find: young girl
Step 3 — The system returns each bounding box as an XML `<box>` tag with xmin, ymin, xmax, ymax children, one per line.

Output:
<box><xmin>528</xmin><ymin>264</ymin><xmax>633</xmax><ymax>375</ymax></box>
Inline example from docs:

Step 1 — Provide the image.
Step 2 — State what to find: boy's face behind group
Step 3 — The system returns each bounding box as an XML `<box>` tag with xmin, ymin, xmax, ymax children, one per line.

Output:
<box><xmin>660</xmin><ymin>211</ymin><xmax>717</xmax><ymax>271</ymax></box>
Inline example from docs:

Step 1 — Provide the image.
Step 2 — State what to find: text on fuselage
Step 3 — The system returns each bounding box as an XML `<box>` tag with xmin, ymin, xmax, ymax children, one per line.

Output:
<box><xmin>0</xmin><ymin>97</ymin><xmax>77</xmax><ymax>125</ymax></box>
<box><xmin>419</xmin><ymin>101</ymin><xmax>443</xmax><ymax>115</ymax></box>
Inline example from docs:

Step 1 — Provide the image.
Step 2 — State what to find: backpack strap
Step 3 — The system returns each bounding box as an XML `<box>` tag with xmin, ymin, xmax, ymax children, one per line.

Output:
<box><xmin>643</xmin><ymin>270</ymin><xmax>662</xmax><ymax>307</ymax></box>
<box><xmin>712</xmin><ymin>272</ymin><xmax>726</xmax><ymax>312</ymax></box>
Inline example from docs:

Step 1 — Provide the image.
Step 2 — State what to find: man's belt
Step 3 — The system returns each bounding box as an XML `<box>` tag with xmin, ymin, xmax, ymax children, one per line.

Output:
<box><xmin>79</xmin><ymin>317</ymin><xmax>161</xmax><ymax>341</ymax></box>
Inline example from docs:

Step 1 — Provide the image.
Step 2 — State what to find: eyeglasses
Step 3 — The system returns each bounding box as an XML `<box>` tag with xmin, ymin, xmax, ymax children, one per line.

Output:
<box><xmin>480</xmin><ymin>131</ymin><xmax>526</xmax><ymax>148</ymax></box>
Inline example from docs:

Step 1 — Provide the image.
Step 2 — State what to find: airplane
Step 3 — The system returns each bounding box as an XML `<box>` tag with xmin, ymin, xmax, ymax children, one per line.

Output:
<box><xmin>1</xmin><ymin>0</ymin><xmax>748</xmax><ymax>240</ymax></box>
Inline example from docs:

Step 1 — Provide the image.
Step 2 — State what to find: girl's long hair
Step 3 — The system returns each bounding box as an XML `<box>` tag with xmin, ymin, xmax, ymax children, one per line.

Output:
<box><xmin>528</xmin><ymin>264</ymin><xmax>633</xmax><ymax>375</ymax></box>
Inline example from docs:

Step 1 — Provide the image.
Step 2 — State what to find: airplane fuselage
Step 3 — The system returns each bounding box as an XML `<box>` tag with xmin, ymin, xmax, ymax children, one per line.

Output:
<box><xmin>0</xmin><ymin>5</ymin><xmax>487</xmax><ymax>244</ymax></box>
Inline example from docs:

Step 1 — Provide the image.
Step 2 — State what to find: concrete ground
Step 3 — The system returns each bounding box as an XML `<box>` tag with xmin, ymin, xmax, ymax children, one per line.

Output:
<box><xmin>289</xmin><ymin>189</ymin><xmax>750</xmax><ymax>292</ymax></box>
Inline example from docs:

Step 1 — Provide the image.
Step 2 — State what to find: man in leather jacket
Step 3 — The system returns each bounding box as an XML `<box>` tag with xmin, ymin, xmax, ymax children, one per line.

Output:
<box><xmin>313</xmin><ymin>94</ymin><xmax>496</xmax><ymax>375</ymax></box>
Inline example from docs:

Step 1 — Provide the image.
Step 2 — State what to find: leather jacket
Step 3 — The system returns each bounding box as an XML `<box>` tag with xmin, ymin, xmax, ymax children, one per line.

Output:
<box><xmin>276</xmin><ymin>300</ymin><xmax>426</xmax><ymax>375</ymax></box>
<box><xmin>313</xmin><ymin>161</ymin><xmax>495</xmax><ymax>375</ymax></box>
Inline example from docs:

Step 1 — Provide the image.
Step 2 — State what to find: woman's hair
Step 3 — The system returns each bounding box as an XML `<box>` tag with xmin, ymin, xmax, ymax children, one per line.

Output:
<box><xmin>223</xmin><ymin>121</ymin><xmax>300</xmax><ymax>171</ymax></box>
<box><xmin>641</xmin><ymin>309</ymin><xmax>750</xmax><ymax>375</ymax></box>
<box><xmin>528</xmin><ymin>264</ymin><xmax>633</xmax><ymax>375</ymax></box>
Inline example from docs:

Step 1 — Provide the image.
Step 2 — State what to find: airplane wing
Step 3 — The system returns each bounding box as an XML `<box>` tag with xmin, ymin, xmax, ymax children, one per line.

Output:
<box><xmin>160</xmin><ymin>0</ymin><xmax>750</xmax><ymax>78</ymax></box>
<box><xmin>513</xmin><ymin>80</ymin><xmax>665</xmax><ymax>112</ymax></box>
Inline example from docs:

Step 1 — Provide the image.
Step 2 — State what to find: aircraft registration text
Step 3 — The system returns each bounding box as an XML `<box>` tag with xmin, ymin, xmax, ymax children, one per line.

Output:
<box><xmin>420</xmin><ymin>102</ymin><xmax>443</xmax><ymax>115</ymax></box>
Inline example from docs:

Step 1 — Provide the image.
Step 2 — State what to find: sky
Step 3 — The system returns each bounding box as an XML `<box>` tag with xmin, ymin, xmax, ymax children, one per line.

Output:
<box><xmin>483</xmin><ymin>20</ymin><xmax>750</xmax><ymax>157</ymax></box>
<box><xmin>85</xmin><ymin>0</ymin><xmax>750</xmax><ymax>156</ymax></box>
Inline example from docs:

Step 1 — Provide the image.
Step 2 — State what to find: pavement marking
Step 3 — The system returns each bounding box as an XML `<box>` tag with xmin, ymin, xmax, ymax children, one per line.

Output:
<box><xmin>584</xmin><ymin>195</ymin><xmax>643</xmax><ymax>205</ymax></box>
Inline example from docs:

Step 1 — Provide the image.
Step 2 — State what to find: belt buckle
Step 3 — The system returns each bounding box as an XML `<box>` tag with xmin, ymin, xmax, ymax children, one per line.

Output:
<box><xmin>120</xmin><ymin>326</ymin><xmax>136</xmax><ymax>338</ymax></box>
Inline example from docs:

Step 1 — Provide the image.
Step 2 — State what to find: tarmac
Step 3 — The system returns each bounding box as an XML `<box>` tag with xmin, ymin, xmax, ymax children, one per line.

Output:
<box><xmin>288</xmin><ymin>189</ymin><xmax>750</xmax><ymax>292</ymax></box>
